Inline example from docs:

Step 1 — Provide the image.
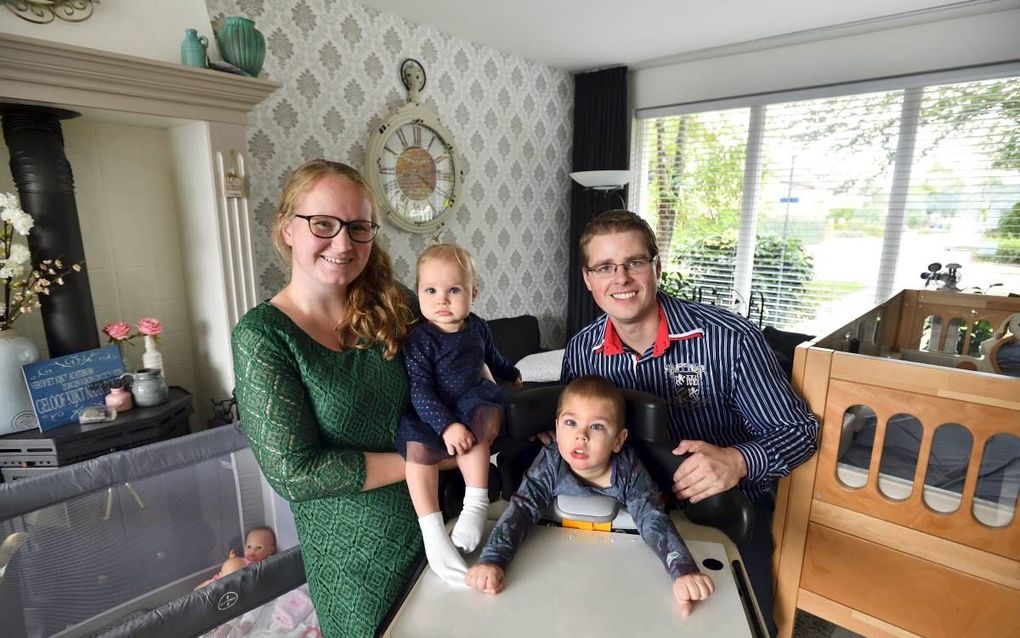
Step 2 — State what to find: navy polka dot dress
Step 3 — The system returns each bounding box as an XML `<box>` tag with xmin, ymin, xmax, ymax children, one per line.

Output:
<box><xmin>397</xmin><ymin>314</ymin><xmax>520</xmax><ymax>463</ymax></box>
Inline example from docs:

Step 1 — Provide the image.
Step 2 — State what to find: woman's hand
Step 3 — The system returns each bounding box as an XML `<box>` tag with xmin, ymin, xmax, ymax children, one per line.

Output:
<box><xmin>442</xmin><ymin>422</ymin><xmax>475</xmax><ymax>456</ymax></box>
<box><xmin>466</xmin><ymin>563</ymin><xmax>505</xmax><ymax>594</ymax></box>
<box><xmin>672</xmin><ymin>572</ymin><xmax>715</xmax><ymax>617</ymax></box>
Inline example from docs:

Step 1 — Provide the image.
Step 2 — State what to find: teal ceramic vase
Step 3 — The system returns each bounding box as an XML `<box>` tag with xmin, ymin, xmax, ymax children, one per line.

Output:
<box><xmin>180</xmin><ymin>28</ymin><xmax>209</xmax><ymax>69</ymax></box>
<box><xmin>216</xmin><ymin>16</ymin><xmax>266</xmax><ymax>77</ymax></box>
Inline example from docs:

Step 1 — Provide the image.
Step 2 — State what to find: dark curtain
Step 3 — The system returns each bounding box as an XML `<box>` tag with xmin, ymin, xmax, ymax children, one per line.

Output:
<box><xmin>566</xmin><ymin>66</ymin><xmax>629</xmax><ymax>339</ymax></box>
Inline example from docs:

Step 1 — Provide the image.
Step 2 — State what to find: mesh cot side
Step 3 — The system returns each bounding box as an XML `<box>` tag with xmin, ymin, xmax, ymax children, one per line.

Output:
<box><xmin>0</xmin><ymin>426</ymin><xmax>257</xmax><ymax>637</ymax></box>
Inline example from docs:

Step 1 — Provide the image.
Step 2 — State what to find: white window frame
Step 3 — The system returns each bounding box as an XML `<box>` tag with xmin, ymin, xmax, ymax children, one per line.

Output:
<box><xmin>632</xmin><ymin>61</ymin><xmax>1020</xmax><ymax>318</ymax></box>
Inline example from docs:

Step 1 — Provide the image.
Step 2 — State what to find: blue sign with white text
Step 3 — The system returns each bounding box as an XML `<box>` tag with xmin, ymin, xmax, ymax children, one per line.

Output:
<box><xmin>22</xmin><ymin>345</ymin><xmax>125</xmax><ymax>432</ymax></box>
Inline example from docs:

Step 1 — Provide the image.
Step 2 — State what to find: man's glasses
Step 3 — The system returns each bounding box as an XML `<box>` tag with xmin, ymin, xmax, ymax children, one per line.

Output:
<box><xmin>585</xmin><ymin>255</ymin><xmax>658</xmax><ymax>279</ymax></box>
<box><xmin>294</xmin><ymin>215</ymin><xmax>379</xmax><ymax>243</ymax></box>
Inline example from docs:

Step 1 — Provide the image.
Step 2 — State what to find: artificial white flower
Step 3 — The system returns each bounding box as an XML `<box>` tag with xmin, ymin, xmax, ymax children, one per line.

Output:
<box><xmin>8</xmin><ymin>208</ymin><xmax>33</xmax><ymax>235</ymax></box>
<box><xmin>0</xmin><ymin>192</ymin><xmax>17</xmax><ymax>211</ymax></box>
<box><xmin>1</xmin><ymin>193</ymin><xmax>33</xmax><ymax>235</ymax></box>
<box><xmin>7</xmin><ymin>243</ymin><xmax>30</xmax><ymax>266</ymax></box>
<box><xmin>2</xmin><ymin>191</ymin><xmax>78</xmax><ymax>330</ymax></box>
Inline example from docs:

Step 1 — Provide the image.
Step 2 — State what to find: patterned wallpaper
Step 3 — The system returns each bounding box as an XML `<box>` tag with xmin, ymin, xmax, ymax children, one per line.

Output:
<box><xmin>205</xmin><ymin>0</ymin><xmax>574</xmax><ymax>347</ymax></box>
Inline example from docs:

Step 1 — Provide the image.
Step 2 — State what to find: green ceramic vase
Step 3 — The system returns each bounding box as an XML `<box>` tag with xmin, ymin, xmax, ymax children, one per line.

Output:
<box><xmin>216</xmin><ymin>16</ymin><xmax>265</xmax><ymax>77</ymax></box>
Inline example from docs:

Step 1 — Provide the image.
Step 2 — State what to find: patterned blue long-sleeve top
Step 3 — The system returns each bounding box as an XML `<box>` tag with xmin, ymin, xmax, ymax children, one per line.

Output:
<box><xmin>561</xmin><ymin>292</ymin><xmax>819</xmax><ymax>502</ymax></box>
<box><xmin>479</xmin><ymin>443</ymin><xmax>699</xmax><ymax>580</ymax></box>
<box><xmin>403</xmin><ymin>313</ymin><xmax>520</xmax><ymax>434</ymax></box>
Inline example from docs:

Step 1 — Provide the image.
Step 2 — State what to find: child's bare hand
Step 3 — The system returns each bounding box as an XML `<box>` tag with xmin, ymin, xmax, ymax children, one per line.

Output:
<box><xmin>672</xmin><ymin>573</ymin><xmax>714</xmax><ymax>616</ymax></box>
<box><xmin>443</xmin><ymin>423</ymin><xmax>475</xmax><ymax>456</ymax></box>
<box><xmin>465</xmin><ymin>563</ymin><xmax>505</xmax><ymax>594</ymax></box>
<box><xmin>513</xmin><ymin>375</ymin><xmax>523</xmax><ymax>388</ymax></box>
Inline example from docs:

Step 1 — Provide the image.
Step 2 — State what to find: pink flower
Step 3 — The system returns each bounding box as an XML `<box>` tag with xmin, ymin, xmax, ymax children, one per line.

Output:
<box><xmin>103</xmin><ymin>321</ymin><xmax>132</xmax><ymax>341</ymax></box>
<box><xmin>136</xmin><ymin>317</ymin><xmax>162</xmax><ymax>337</ymax></box>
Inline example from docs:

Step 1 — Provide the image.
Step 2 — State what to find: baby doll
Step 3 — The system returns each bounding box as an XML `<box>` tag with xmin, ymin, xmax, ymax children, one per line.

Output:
<box><xmin>466</xmin><ymin>375</ymin><xmax>715</xmax><ymax>617</ymax></box>
<box><xmin>196</xmin><ymin>527</ymin><xmax>277</xmax><ymax>590</ymax></box>
<box><xmin>230</xmin><ymin>526</ymin><xmax>277</xmax><ymax>565</ymax></box>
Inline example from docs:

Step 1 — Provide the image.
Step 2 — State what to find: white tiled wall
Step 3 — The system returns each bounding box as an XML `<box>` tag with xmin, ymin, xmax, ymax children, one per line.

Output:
<box><xmin>1</xmin><ymin>118</ymin><xmax>199</xmax><ymax>410</ymax></box>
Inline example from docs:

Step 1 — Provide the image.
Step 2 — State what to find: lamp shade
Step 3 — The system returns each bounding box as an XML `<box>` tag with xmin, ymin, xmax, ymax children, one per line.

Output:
<box><xmin>569</xmin><ymin>170</ymin><xmax>635</xmax><ymax>191</ymax></box>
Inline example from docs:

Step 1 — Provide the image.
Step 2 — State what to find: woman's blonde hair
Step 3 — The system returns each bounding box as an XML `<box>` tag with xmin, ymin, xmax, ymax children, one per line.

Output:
<box><xmin>416</xmin><ymin>243</ymin><xmax>478</xmax><ymax>291</ymax></box>
<box><xmin>272</xmin><ymin>159</ymin><xmax>414</xmax><ymax>359</ymax></box>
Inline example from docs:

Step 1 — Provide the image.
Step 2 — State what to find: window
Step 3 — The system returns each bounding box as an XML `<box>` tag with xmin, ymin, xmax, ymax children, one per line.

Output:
<box><xmin>635</xmin><ymin>69</ymin><xmax>1020</xmax><ymax>332</ymax></box>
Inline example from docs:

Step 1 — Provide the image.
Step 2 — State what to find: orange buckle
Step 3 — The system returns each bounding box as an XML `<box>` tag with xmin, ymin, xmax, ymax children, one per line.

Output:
<box><xmin>561</xmin><ymin>519</ymin><xmax>612</xmax><ymax>532</ymax></box>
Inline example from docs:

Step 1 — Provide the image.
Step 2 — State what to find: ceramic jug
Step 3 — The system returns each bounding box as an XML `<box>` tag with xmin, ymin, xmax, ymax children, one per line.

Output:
<box><xmin>216</xmin><ymin>16</ymin><xmax>265</xmax><ymax>77</ymax></box>
<box><xmin>120</xmin><ymin>368</ymin><xmax>169</xmax><ymax>408</ymax></box>
<box><xmin>180</xmin><ymin>28</ymin><xmax>209</xmax><ymax>69</ymax></box>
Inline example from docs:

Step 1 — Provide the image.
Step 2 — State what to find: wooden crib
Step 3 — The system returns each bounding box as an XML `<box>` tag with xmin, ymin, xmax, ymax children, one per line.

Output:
<box><xmin>772</xmin><ymin>289</ymin><xmax>1020</xmax><ymax>638</ymax></box>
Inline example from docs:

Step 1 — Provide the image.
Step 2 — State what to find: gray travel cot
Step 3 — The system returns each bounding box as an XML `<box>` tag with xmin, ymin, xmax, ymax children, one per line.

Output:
<box><xmin>0</xmin><ymin>425</ymin><xmax>306</xmax><ymax>638</ymax></box>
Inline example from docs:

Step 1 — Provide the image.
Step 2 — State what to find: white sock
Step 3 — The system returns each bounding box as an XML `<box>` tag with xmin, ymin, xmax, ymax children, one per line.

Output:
<box><xmin>418</xmin><ymin>512</ymin><xmax>468</xmax><ymax>588</ymax></box>
<box><xmin>450</xmin><ymin>487</ymin><xmax>489</xmax><ymax>553</ymax></box>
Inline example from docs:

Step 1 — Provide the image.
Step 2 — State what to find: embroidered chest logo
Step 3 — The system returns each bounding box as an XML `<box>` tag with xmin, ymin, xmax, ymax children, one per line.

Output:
<box><xmin>664</xmin><ymin>362</ymin><xmax>706</xmax><ymax>409</ymax></box>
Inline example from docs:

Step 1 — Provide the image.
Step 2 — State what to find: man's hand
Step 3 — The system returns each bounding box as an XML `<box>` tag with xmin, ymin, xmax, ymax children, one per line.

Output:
<box><xmin>443</xmin><ymin>423</ymin><xmax>475</xmax><ymax>456</ymax></box>
<box><xmin>671</xmin><ymin>440</ymin><xmax>747</xmax><ymax>503</ymax></box>
<box><xmin>465</xmin><ymin>563</ymin><xmax>505</xmax><ymax>594</ymax></box>
<box><xmin>672</xmin><ymin>572</ymin><xmax>715</xmax><ymax>617</ymax></box>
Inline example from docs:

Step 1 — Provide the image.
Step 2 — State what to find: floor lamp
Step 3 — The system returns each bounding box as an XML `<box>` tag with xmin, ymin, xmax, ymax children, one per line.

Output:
<box><xmin>569</xmin><ymin>170</ymin><xmax>636</xmax><ymax>210</ymax></box>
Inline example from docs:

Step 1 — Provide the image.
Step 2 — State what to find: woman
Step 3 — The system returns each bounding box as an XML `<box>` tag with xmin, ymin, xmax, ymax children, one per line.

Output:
<box><xmin>232</xmin><ymin>159</ymin><xmax>419</xmax><ymax>637</ymax></box>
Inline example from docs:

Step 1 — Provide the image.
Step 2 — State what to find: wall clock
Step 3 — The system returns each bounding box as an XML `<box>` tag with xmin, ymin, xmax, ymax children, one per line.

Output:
<box><xmin>365</xmin><ymin>59</ymin><xmax>464</xmax><ymax>233</ymax></box>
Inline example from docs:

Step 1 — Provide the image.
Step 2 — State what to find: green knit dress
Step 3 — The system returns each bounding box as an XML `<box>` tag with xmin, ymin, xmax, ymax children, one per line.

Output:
<box><xmin>232</xmin><ymin>302</ymin><xmax>422</xmax><ymax>638</ymax></box>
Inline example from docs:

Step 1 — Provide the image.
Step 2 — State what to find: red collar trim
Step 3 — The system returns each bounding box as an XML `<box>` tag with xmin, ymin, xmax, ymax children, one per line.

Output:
<box><xmin>593</xmin><ymin>304</ymin><xmax>704</xmax><ymax>358</ymax></box>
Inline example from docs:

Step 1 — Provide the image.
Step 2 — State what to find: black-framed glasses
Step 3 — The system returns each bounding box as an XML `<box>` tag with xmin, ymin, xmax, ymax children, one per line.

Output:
<box><xmin>294</xmin><ymin>214</ymin><xmax>379</xmax><ymax>243</ymax></box>
<box><xmin>585</xmin><ymin>255</ymin><xmax>658</xmax><ymax>279</ymax></box>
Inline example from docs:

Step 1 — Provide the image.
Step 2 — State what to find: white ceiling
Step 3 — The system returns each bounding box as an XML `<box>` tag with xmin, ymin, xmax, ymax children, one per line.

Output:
<box><xmin>353</xmin><ymin>0</ymin><xmax>1017</xmax><ymax>72</ymax></box>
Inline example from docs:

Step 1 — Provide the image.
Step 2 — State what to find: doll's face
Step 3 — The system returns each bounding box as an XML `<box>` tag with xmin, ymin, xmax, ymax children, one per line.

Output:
<box><xmin>244</xmin><ymin>529</ymin><xmax>277</xmax><ymax>562</ymax></box>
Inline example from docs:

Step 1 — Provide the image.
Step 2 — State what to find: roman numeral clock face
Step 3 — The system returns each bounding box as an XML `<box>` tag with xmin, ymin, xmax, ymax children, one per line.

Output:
<box><xmin>370</xmin><ymin>116</ymin><xmax>462</xmax><ymax>233</ymax></box>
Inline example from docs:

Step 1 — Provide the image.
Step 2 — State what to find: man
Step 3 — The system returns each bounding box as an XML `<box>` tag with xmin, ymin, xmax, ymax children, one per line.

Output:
<box><xmin>560</xmin><ymin>210</ymin><xmax>819</xmax><ymax>636</ymax></box>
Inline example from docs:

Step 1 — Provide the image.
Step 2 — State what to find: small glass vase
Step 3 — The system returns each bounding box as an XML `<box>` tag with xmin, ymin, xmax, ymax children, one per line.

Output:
<box><xmin>142</xmin><ymin>335</ymin><xmax>164</xmax><ymax>376</ymax></box>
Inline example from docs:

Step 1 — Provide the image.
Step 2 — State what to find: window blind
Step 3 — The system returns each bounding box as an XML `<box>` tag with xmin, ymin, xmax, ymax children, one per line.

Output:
<box><xmin>634</xmin><ymin>72</ymin><xmax>1020</xmax><ymax>333</ymax></box>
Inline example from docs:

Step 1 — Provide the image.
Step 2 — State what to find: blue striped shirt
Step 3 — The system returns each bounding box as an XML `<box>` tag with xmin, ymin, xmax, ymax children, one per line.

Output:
<box><xmin>561</xmin><ymin>292</ymin><xmax>819</xmax><ymax>502</ymax></box>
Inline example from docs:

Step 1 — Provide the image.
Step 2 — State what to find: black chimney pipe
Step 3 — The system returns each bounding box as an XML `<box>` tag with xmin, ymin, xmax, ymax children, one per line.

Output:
<box><xmin>2</xmin><ymin>103</ymin><xmax>100</xmax><ymax>356</ymax></box>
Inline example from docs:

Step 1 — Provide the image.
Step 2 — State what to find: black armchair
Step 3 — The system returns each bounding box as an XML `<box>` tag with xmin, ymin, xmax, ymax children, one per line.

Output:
<box><xmin>499</xmin><ymin>385</ymin><xmax>755</xmax><ymax>546</ymax></box>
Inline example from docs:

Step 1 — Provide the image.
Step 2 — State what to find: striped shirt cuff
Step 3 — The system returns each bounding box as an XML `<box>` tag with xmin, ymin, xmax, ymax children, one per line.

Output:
<box><xmin>731</xmin><ymin>440</ymin><xmax>769</xmax><ymax>484</ymax></box>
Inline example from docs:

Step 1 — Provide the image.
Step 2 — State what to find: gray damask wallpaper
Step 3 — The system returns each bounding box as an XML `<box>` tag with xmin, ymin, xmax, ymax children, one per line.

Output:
<box><xmin>205</xmin><ymin>0</ymin><xmax>573</xmax><ymax>347</ymax></box>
